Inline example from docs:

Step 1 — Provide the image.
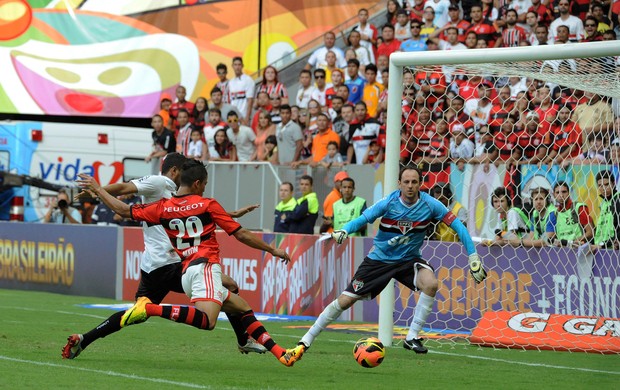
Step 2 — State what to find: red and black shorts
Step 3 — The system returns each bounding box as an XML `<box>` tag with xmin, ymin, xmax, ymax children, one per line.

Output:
<box><xmin>343</xmin><ymin>257</ymin><xmax>434</xmax><ymax>300</ymax></box>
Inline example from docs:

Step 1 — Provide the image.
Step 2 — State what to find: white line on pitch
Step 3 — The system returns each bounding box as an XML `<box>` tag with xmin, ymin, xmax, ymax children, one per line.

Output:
<box><xmin>0</xmin><ymin>355</ymin><xmax>244</xmax><ymax>389</ymax></box>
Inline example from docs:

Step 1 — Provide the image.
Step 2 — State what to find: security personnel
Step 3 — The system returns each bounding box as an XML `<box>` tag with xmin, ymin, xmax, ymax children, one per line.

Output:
<box><xmin>530</xmin><ymin>187</ymin><xmax>556</xmax><ymax>240</ymax></box>
<box><xmin>333</xmin><ymin>178</ymin><xmax>367</xmax><ymax>236</ymax></box>
<box><xmin>289</xmin><ymin>175</ymin><xmax>319</xmax><ymax>234</ymax></box>
<box><xmin>546</xmin><ymin>181</ymin><xmax>594</xmax><ymax>247</ymax></box>
<box><xmin>491</xmin><ymin>187</ymin><xmax>530</xmax><ymax>240</ymax></box>
<box><xmin>593</xmin><ymin>170</ymin><xmax>620</xmax><ymax>249</ymax></box>
<box><xmin>274</xmin><ymin>182</ymin><xmax>296</xmax><ymax>233</ymax></box>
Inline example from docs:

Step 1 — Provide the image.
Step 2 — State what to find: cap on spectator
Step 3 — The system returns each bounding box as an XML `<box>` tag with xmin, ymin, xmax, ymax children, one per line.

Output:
<box><xmin>448</xmin><ymin>4</ymin><xmax>459</xmax><ymax>10</ymax></box>
<box><xmin>334</xmin><ymin>171</ymin><xmax>350</xmax><ymax>182</ymax></box>
<box><xmin>451</xmin><ymin>123</ymin><xmax>466</xmax><ymax>134</ymax></box>
<box><xmin>526</xmin><ymin>111</ymin><xmax>540</xmax><ymax>120</ymax></box>
<box><xmin>332</xmin><ymin>69</ymin><xmax>344</xmax><ymax>78</ymax></box>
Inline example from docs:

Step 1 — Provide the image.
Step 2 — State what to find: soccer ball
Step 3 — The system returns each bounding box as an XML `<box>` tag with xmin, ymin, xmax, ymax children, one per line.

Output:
<box><xmin>353</xmin><ymin>337</ymin><xmax>385</xmax><ymax>368</ymax></box>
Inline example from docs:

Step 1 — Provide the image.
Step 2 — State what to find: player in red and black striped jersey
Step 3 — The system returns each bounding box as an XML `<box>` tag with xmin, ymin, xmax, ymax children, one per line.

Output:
<box><xmin>77</xmin><ymin>160</ymin><xmax>305</xmax><ymax>366</ymax></box>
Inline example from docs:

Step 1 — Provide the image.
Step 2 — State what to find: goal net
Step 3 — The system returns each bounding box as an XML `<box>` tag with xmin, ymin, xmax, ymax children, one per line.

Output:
<box><xmin>381</xmin><ymin>41</ymin><xmax>620</xmax><ymax>353</ymax></box>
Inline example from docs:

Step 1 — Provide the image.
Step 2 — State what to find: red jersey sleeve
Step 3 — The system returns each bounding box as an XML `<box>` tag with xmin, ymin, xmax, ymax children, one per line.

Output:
<box><xmin>208</xmin><ymin>200</ymin><xmax>242</xmax><ymax>235</ymax></box>
<box><xmin>130</xmin><ymin>200</ymin><xmax>164</xmax><ymax>225</ymax></box>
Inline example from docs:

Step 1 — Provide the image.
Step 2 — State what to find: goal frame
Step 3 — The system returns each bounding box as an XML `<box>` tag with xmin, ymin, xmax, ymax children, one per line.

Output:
<box><xmin>380</xmin><ymin>40</ymin><xmax>620</xmax><ymax>346</ymax></box>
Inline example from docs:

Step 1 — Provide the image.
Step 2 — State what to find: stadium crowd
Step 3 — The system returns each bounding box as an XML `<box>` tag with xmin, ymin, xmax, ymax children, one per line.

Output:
<box><xmin>49</xmin><ymin>1</ymin><xmax>620</xmax><ymax>248</ymax></box>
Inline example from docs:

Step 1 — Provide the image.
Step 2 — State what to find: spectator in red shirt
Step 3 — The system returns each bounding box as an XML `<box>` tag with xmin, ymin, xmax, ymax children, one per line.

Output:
<box><xmin>515</xmin><ymin>111</ymin><xmax>549</xmax><ymax>165</ymax></box>
<box><xmin>534</xmin><ymin>85</ymin><xmax>558</xmax><ymax>127</ymax></box>
<box><xmin>467</xmin><ymin>4</ymin><xmax>502</xmax><ymax>47</ymax></box>
<box><xmin>489</xmin><ymin>86</ymin><xmax>514</xmax><ymax>134</ymax></box>
<box><xmin>169</xmin><ymin>85</ymin><xmax>195</xmax><ymax>133</ymax></box>
<box><xmin>377</xmin><ymin>24</ymin><xmax>402</xmax><ymax>59</ymax></box>
<box><xmin>541</xmin><ymin>104</ymin><xmax>582</xmax><ymax>166</ymax></box>
<box><xmin>528</xmin><ymin>0</ymin><xmax>554</xmax><ymax>27</ymax></box>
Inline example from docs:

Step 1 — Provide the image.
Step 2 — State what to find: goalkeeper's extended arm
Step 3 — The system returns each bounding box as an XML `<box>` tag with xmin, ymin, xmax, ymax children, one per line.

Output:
<box><xmin>331</xmin><ymin>214</ymin><xmax>369</xmax><ymax>244</ymax></box>
<box><xmin>451</xmin><ymin>218</ymin><xmax>487</xmax><ymax>283</ymax></box>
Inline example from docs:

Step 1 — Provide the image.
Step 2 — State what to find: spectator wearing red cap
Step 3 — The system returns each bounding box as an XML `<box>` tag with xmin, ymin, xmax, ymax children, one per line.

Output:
<box><xmin>320</xmin><ymin>171</ymin><xmax>350</xmax><ymax>233</ymax></box>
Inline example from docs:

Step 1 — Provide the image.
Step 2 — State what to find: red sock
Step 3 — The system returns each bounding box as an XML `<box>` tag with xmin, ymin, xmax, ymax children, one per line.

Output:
<box><xmin>146</xmin><ymin>304</ymin><xmax>209</xmax><ymax>330</ymax></box>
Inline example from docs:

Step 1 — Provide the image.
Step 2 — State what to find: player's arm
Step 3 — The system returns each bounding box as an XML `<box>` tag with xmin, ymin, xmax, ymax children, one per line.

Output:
<box><xmin>332</xmin><ymin>197</ymin><xmax>388</xmax><ymax>243</ymax></box>
<box><xmin>76</xmin><ymin>174</ymin><xmax>132</xmax><ymax>218</ymax></box>
<box><xmin>228</xmin><ymin>204</ymin><xmax>260</xmax><ymax>218</ymax></box>
<box><xmin>233</xmin><ymin>228</ymin><xmax>290</xmax><ymax>263</ymax></box>
<box><xmin>75</xmin><ymin>181</ymin><xmax>138</xmax><ymax>201</ymax></box>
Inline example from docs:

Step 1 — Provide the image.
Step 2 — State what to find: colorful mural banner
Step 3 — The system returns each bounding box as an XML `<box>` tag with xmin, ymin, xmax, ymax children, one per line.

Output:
<box><xmin>362</xmin><ymin>241</ymin><xmax>620</xmax><ymax>332</ymax></box>
<box><xmin>0</xmin><ymin>0</ymin><xmax>377</xmax><ymax>117</ymax></box>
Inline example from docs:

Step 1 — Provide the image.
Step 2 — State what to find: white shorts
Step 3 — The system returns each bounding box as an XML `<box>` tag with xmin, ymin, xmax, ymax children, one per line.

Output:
<box><xmin>181</xmin><ymin>263</ymin><xmax>230</xmax><ymax>304</ymax></box>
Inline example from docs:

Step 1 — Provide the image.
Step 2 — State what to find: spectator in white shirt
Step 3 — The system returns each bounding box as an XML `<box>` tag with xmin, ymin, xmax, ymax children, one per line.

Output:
<box><xmin>296</xmin><ymin>69</ymin><xmax>320</xmax><ymax>109</ymax></box>
<box><xmin>305</xmin><ymin>31</ymin><xmax>347</xmax><ymax>70</ymax></box>
<box><xmin>226</xmin><ymin>111</ymin><xmax>256</xmax><ymax>161</ymax></box>
<box><xmin>228</xmin><ymin>56</ymin><xmax>255</xmax><ymax>125</ymax></box>
<box><xmin>549</xmin><ymin>0</ymin><xmax>584</xmax><ymax>42</ymax></box>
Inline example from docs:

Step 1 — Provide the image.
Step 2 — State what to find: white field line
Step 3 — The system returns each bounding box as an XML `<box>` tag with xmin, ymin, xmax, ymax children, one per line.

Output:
<box><xmin>0</xmin><ymin>355</ymin><xmax>217</xmax><ymax>389</ymax></box>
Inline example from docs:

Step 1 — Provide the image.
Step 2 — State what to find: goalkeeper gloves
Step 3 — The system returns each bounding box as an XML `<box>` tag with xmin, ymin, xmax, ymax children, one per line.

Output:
<box><xmin>331</xmin><ymin>230</ymin><xmax>348</xmax><ymax>244</ymax></box>
<box><xmin>468</xmin><ymin>253</ymin><xmax>487</xmax><ymax>284</ymax></box>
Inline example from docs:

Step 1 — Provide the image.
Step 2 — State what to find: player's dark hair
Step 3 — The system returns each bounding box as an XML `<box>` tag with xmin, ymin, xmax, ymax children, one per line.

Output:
<box><xmin>180</xmin><ymin>159</ymin><xmax>207</xmax><ymax>187</ymax></box>
<box><xmin>232</xmin><ymin>56</ymin><xmax>243</xmax><ymax>64</ymax></box>
<box><xmin>280</xmin><ymin>104</ymin><xmax>292</xmax><ymax>112</ymax></box>
<box><xmin>216</xmin><ymin>63</ymin><xmax>227</xmax><ymax>72</ymax></box>
<box><xmin>227</xmin><ymin>110</ymin><xmax>239</xmax><ymax>118</ymax></box>
<box><xmin>398</xmin><ymin>165</ymin><xmax>422</xmax><ymax>181</ymax></box>
<box><xmin>161</xmin><ymin>153</ymin><xmax>187</xmax><ymax>175</ymax></box>
<box><xmin>365</xmin><ymin>63</ymin><xmax>378</xmax><ymax>74</ymax></box>
<box><xmin>210</xmin><ymin>86</ymin><xmax>222</xmax><ymax>96</ymax></box>
<box><xmin>595</xmin><ymin>170</ymin><xmax>615</xmax><ymax>184</ymax></box>
<box><xmin>300</xmin><ymin>175</ymin><xmax>313</xmax><ymax>186</ymax></box>
<box><xmin>177</xmin><ymin>108</ymin><xmax>190</xmax><ymax>117</ymax></box>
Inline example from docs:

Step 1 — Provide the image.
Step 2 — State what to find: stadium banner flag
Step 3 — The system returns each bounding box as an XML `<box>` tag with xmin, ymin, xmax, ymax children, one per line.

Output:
<box><xmin>361</xmin><ymin>242</ymin><xmax>620</xmax><ymax>332</ymax></box>
<box><xmin>470</xmin><ymin>311</ymin><xmax>620</xmax><ymax>353</ymax></box>
<box><xmin>0</xmin><ymin>222</ymin><xmax>118</xmax><ymax>298</ymax></box>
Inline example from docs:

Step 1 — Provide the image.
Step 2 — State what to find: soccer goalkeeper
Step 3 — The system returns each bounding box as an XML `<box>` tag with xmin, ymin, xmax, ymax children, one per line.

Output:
<box><xmin>298</xmin><ymin>165</ymin><xmax>487</xmax><ymax>354</ymax></box>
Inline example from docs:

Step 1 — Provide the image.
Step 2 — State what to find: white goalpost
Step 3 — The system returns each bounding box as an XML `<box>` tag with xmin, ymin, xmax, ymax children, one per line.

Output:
<box><xmin>381</xmin><ymin>41</ymin><xmax>620</xmax><ymax>352</ymax></box>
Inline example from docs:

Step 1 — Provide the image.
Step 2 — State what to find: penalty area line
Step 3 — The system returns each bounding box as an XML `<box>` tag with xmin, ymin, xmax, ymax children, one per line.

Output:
<box><xmin>0</xmin><ymin>355</ymin><xmax>221</xmax><ymax>389</ymax></box>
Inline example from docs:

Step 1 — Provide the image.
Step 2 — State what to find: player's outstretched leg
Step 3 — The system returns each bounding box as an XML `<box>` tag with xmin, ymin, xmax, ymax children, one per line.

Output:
<box><xmin>299</xmin><ymin>299</ymin><xmax>345</xmax><ymax>349</ymax></box>
<box><xmin>61</xmin><ymin>311</ymin><xmax>125</xmax><ymax>359</ymax></box>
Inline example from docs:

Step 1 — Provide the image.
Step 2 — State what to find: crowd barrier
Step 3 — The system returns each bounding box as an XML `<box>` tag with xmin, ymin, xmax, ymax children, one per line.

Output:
<box><xmin>1</xmin><ymin>222</ymin><xmax>618</xmax><ymax>332</ymax></box>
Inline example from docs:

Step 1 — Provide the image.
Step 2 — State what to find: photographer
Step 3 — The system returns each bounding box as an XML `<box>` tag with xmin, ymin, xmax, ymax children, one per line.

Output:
<box><xmin>44</xmin><ymin>189</ymin><xmax>82</xmax><ymax>224</ymax></box>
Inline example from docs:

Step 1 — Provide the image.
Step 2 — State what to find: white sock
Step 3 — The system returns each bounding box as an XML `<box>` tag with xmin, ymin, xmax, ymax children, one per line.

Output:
<box><xmin>300</xmin><ymin>299</ymin><xmax>344</xmax><ymax>347</ymax></box>
<box><xmin>406</xmin><ymin>292</ymin><xmax>435</xmax><ymax>340</ymax></box>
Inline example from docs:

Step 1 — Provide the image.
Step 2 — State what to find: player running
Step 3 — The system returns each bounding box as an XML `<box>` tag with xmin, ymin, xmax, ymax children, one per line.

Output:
<box><xmin>62</xmin><ymin>153</ymin><xmax>265</xmax><ymax>360</ymax></box>
<box><xmin>76</xmin><ymin>160</ymin><xmax>304</xmax><ymax>366</ymax></box>
<box><xmin>298</xmin><ymin>165</ymin><xmax>487</xmax><ymax>354</ymax></box>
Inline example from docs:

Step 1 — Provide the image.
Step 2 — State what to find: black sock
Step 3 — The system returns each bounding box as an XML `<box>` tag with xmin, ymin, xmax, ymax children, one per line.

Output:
<box><xmin>227</xmin><ymin>312</ymin><xmax>249</xmax><ymax>345</ymax></box>
<box><xmin>81</xmin><ymin>311</ymin><xmax>124</xmax><ymax>349</ymax></box>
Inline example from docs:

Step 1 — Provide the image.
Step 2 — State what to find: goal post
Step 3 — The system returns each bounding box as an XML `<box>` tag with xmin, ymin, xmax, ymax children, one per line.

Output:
<box><xmin>380</xmin><ymin>41</ymin><xmax>620</xmax><ymax>350</ymax></box>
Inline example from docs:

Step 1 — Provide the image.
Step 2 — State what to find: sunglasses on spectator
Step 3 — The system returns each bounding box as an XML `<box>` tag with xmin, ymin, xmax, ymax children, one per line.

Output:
<box><xmin>227</xmin><ymin>118</ymin><xmax>238</xmax><ymax>123</ymax></box>
<box><xmin>314</xmin><ymin>75</ymin><xmax>325</xmax><ymax>79</ymax></box>
<box><xmin>411</xmin><ymin>25</ymin><xmax>421</xmax><ymax>29</ymax></box>
<box><xmin>270</xmin><ymin>97</ymin><xmax>280</xmax><ymax>100</ymax></box>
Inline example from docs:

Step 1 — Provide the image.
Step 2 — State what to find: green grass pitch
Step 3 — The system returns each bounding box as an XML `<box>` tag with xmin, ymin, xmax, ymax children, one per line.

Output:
<box><xmin>0</xmin><ymin>288</ymin><xmax>618</xmax><ymax>389</ymax></box>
